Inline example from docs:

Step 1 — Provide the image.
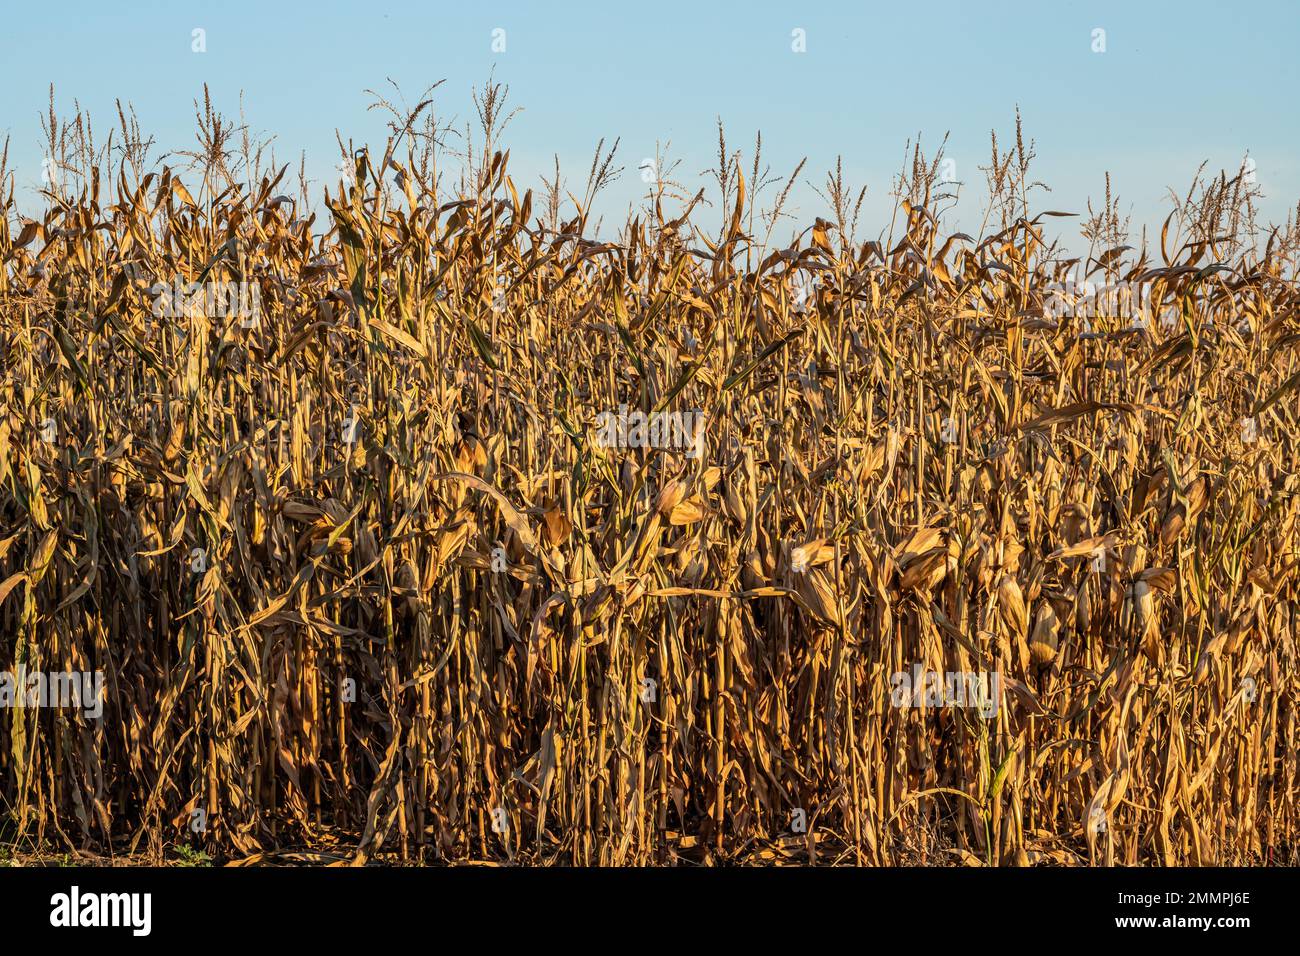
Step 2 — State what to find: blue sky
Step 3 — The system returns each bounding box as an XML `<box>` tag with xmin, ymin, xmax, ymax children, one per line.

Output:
<box><xmin>3</xmin><ymin>0</ymin><xmax>1297</xmax><ymax>251</ymax></box>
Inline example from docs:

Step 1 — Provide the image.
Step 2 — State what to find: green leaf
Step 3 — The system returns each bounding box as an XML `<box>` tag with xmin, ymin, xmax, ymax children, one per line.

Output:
<box><xmin>466</xmin><ymin>316</ymin><xmax>502</xmax><ymax>370</ymax></box>
<box><xmin>722</xmin><ymin>328</ymin><xmax>803</xmax><ymax>391</ymax></box>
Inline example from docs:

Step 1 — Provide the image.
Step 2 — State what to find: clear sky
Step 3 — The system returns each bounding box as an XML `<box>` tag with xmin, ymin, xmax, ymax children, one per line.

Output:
<box><xmin>3</xmin><ymin>0</ymin><xmax>1297</xmax><ymax>252</ymax></box>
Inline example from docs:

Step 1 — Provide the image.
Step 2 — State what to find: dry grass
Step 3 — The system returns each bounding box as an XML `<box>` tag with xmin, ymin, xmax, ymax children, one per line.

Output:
<box><xmin>0</xmin><ymin>88</ymin><xmax>1297</xmax><ymax>866</ymax></box>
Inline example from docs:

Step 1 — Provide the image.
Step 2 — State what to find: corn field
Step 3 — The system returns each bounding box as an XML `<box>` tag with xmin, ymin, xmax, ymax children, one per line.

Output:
<box><xmin>1</xmin><ymin>89</ymin><xmax>1298</xmax><ymax>866</ymax></box>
